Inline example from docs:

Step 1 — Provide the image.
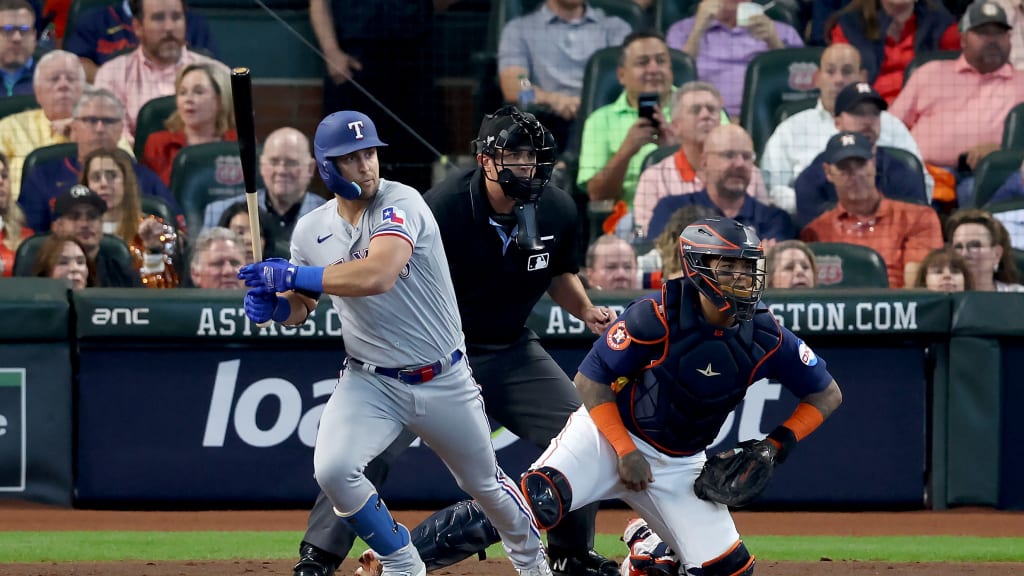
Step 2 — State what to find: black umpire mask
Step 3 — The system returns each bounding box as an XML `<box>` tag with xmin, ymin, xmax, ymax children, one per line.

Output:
<box><xmin>476</xmin><ymin>106</ymin><xmax>556</xmax><ymax>251</ymax></box>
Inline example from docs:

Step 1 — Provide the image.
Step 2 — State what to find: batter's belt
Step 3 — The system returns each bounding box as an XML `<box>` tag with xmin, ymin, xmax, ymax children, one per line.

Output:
<box><xmin>347</xmin><ymin>350</ymin><xmax>464</xmax><ymax>384</ymax></box>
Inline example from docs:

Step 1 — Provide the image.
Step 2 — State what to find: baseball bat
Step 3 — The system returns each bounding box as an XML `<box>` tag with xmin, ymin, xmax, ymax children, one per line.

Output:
<box><xmin>230</xmin><ymin>67</ymin><xmax>271</xmax><ymax>327</ymax></box>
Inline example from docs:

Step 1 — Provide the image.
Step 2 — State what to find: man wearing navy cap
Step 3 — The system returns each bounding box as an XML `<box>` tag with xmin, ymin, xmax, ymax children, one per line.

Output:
<box><xmin>800</xmin><ymin>131</ymin><xmax>943</xmax><ymax>288</ymax></box>
<box><xmin>793</xmin><ymin>81</ymin><xmax>929</xmax><ymax>229</ymax></box>
<box><xmin>49</xmin><ymin>184</ymin><xmax>140</xmax><ymax>287</ymax></box>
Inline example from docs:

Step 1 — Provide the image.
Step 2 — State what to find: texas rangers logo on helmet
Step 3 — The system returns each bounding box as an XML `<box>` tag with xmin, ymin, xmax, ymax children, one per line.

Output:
<box><xmin>348</xmin><ymin>121</ymin><xmax>365</xmax><ymax>140</ymax></box>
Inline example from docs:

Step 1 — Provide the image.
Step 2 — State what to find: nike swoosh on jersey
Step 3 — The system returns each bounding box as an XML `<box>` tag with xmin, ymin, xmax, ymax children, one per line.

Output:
<box><xmin>317</xmin><ymin>233</ymin><xmax>333</xmax><ymax>243</ymax></box>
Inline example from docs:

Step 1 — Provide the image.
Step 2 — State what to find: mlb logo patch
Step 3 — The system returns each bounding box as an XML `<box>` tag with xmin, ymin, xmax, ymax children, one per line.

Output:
<box><xmin>382</xmin><ymin>206</ymin><xmax>406</xmax><ymax>224</ymax></box>
<box><xmin>527</xmin><ymin>253</ymin><xmax>549</xmax><ymax>271</ymax></box>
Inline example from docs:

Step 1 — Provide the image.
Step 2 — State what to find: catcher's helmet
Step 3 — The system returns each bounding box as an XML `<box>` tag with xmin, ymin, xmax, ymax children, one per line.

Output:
<box><xmin>313</xmin><ymin>110</ymin><xmax>388</xmax><ymax>199</ymax></box>
<box><xmin>679</xmin><ymin>217</ymin><xmax>765</xmax><ymax>322</ymax></box>
<box><xmin>474</xmin><ymin>105</ymin><xmax>556</xmax><ymax>203</ymax></box>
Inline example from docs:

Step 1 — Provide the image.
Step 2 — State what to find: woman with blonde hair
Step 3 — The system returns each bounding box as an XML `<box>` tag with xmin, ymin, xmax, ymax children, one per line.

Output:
<box><xmin>80</xmin><ymin>147</ymin><xmax>180</xmax><ymax>288</ymax></box>
<box><xmin>947</xmin><ymin>209</ymin><xmax>1024</xmax><ymax>292</ymax></box>
<box><xmin>0</xmin><ymin>152</ymin><xmax>32</xmax><ymax>277</ymax></box>
<box><xmin>141</xmin><ymin>62</ymin><xmax>237</xmax><ymax>185</ymax></box>
<box><xmin>766</xmin><ymin>239</ymin><xmax>818</xmax><ymax>289</ymax></box>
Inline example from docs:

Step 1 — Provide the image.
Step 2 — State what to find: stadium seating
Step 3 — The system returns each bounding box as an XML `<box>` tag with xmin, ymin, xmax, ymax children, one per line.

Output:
<box><xmin>878</xmin><ymin>146</ymin><xmax>927</xmax><ymax>204</ymax></box>
<box><xmin>13</xmin><ymin>232</ymin><xmax>134</xmax><ymax>277</ymax></box>
<box><xmin>772</xmin><ymin>96</ymin><xmax>817</xmax><ymax>128</ymax></box>
<box><xmin>641</xmin><ymin>144</ymin><xmax>681</xmax><ymax>174</ymax></box>
<box><xmin>739</xmin><ymin>47</ymin><xmax>824</xmax><ymax>159</ymax></box>
<box><xmin>0</xmin><ymin>94</ymin><xmax>38</xmax><ymax>121</ymax></box>
<box><xmin>134</xmin><ymin>96</ymin><xmax>177</xmax><ymax>160</ymax></box>
<box><xmin>19</xmin><ymin>143</ymin><xmax>78</xmax><ymax>197</ymax></box>
<box><xmin>169</xmin><ymin>141</ymin><xmax>253</xmax><ymax>231</ymax></box>
<box><xmin>972</xmin><ymin>148</ymin><xmax>1024</xmax><ymax>208</ymax></box>
<box><xmin>1002</xmin><ymin>102</ymin><xmax>1024</xmax><ymax>150</ymax></box>
<box><xmin>808</xmin><ymin>242</ymin><xmax>890</xmax><ymax>288</ymax></box>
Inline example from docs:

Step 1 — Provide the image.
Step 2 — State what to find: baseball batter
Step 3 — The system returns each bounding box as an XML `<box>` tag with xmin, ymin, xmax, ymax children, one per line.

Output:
<box><xmin>238</xmin><ymin>111</ymin><xmax>551</xmax><ymax>576</ymax></box>
<box><xmin>519</xmin><ymin>218</ymin><xmax>844</xmax><ymax>576</ymax></box>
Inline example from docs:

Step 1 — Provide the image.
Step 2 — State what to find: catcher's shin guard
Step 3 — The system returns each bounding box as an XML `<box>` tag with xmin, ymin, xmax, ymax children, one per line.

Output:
<box><xmin>409</xmin><ymin>499</ymin><xmax>500</xmax><ymax>572</ymax></box>
<box><xmin>520</xmin><ymin>466</ymin><xmax>572</xmax><ymax>530</ymax></box>
<box><xmin>701</xmin><ymin>540</ymin><xmax>754</xmax><ymax>576</ymax></box>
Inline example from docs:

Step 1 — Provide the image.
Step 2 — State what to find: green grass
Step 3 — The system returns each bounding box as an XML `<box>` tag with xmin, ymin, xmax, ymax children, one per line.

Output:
<box><xmin>0</xmin><ymin>532</ymin><xmax>1023</xmax><ymax>564</ymax></box>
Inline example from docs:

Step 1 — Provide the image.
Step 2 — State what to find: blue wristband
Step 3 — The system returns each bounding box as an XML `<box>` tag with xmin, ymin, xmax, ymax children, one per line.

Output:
<box><xmin>271</xmin><ymin>296</ymin><xmax>292</xmax><ymax>323</ymax></box>
<box><xmin>294</xmin><ymin>266</ymin><xmax>325</xmax><ymax>293</ymax></box>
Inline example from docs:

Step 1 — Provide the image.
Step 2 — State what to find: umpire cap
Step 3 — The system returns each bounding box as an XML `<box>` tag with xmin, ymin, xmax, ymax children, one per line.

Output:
<box><xmin>314</xmin><ymin>110</ymin><xmax>389</xmax><ymax>160</ymax></box>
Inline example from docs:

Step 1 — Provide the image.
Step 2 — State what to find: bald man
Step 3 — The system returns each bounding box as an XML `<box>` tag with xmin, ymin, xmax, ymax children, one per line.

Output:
<box><xmin>648</xmin><ymin>124</ymin><xmax>795</xmax><ymax>244</ymax></box>
<box><xmin>759</xmin><ymin>43</ymin><xmax>927</xmax><ymax>214</ymax></box>
<box><xmin>202</xmin><ymin>126</ymin><xmax>326</xmax><ymax>256</ymax></box>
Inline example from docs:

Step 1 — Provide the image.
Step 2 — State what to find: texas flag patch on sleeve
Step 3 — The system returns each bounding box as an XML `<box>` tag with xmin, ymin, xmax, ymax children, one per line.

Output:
<box><xmin>382</xmin><ymin>206</ymin><xmax>406</xmax><ymax>224</ymax></box>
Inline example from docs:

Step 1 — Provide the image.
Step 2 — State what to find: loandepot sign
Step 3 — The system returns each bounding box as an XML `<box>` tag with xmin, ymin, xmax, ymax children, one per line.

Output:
<box><xmin>0</xmin><ymin>369</ymin><xmax>26</xmax><ymax>491</ymax></box>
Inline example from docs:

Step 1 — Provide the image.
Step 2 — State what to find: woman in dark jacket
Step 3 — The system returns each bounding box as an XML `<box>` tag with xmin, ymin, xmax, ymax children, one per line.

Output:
<box><xmin>828</xmin><ymin>0</ymin><xmax>960</xmax><ymax>103</ymax></box>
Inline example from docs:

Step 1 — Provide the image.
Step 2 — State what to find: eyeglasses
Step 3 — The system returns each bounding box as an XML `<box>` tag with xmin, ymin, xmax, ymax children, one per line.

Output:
<box><xmin>952</xmin><ymin>240</ymin><xmax>991</xmax><ymax>253</ymax></box>
<box><xmin>685</xmin><ymin>103</ymin><xmax>721</xmax><ymax>115</ymax></box>
<box><xmin>76</xmin><ymin>116</ymin><xmax>122</xmax><ymax>126</ymax></box>
<box><xmin>709</xmin><ymin>150</ymin><xmax>756</xmax><ymax>163</ymax></box>
<box><xmin>261</xmin><ymin>158</ymin><xmax>302</xmax><ymax>169</ymax></box>
<box><xmin>0</xmin><ymin>25</ymin><xmax>32</xmax><ymax>38</ymax></box>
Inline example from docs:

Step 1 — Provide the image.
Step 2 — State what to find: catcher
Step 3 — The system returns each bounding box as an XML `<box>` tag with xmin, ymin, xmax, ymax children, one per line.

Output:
<box><xmin>514</xmin><ymin>217</ymin><xmax>843</xmax><ymax>576</ymax></box>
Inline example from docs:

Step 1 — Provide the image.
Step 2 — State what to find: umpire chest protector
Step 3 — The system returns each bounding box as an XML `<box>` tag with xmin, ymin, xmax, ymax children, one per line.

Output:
<box><xmin>616</xmin><ymin>280</ymin><xmax>782</xmax><ymax>456</ymax></box>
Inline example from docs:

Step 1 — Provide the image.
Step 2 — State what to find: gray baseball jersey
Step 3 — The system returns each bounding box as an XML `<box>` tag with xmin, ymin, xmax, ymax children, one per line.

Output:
<box><xmin>290</xmin><ymin>179</ymin><xmax>463</xmax><ymax>367</ymax></box>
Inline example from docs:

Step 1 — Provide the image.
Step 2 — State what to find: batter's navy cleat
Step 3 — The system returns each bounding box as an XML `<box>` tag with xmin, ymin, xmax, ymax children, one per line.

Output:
<box><xmin>294</xmin><ymin>542</ymin><xmax>342</xmax><ymax>576</ymax></box>
<box><xmin>549</xmin><ymin>549</ymin><xmax>620</xmax><ymax>576</ymax></box>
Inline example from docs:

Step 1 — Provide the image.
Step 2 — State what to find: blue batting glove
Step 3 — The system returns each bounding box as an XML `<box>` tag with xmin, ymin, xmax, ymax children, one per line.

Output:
<box><xmin>238</xmin><ymin>258</ymin><xmax>298</xmax><ymax>292</ymax></box>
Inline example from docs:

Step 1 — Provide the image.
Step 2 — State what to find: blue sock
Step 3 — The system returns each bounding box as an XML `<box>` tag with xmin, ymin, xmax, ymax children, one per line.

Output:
<box><xmin>341</xmin><ymin>493</ymin><xmax>410</xmax><ymax>555</ymax></box>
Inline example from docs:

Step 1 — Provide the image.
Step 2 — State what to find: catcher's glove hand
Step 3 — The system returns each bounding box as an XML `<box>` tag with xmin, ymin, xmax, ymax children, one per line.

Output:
<box><xmin>693</xmin><ymin>439</ymin><xmax>777</xmax><ymax>507</ymax></box>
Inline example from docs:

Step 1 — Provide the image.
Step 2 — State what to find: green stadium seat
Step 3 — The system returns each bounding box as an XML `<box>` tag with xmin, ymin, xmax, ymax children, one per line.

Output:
<box><xmin>1002</xmin><ymin>102</ymin><xmax>1024</xmax><ymax>150</ymax></box>
<box><xmin>134</xmin><ymin>95</ymin><xmax>177</xmax><ymax>160</ymax></box>
<box><xmin>13</xmin><ymin>232</ymin><xmax>133</xmax><ymax>278</ymax></box>
<box><xmin>739</xmin><ymin>47</ymin><xmax>824</xmax><ymax>159</ymax></box>
<box><xmin>877</xmin><ymin>146</ymin><xmax>927</xmax><ymax>205</ymax></box>
<box><xmin>1014</xmin><ymin>248</ymin><xmax>1024</xmax><ymax>276</ymax></box>
<box><xmin>903</xmin><ymin>50</ymin><xmax>960</xmax><ymax>86</ymax></box>
<box><xmin>0</xmin><ymin>94</ymin><xmax>38</xmax><ymax>121</ymax></box>
<box><xmin>169</xmin><ymin>141</ymin><xmax>249</xmax><ymax>231</ymax></box>
<box><xmin>140</xmin><ymin>195</ymin><xmax>179</xmax><ymax>230</ymax></box>
<box><xmin>772</xmin><ymin>97</ymin><xmax>817</xmax><ymax>129</ymax></box>
<box><xmin>972</xmin><ymin>148</ymin><xmax>1024</xmax><ymax>208</ymax></box>
<box><xmin>807</xmin><ymin>242</ymin><xmax>890</xmax><ymax>288</ymax></box>
<box><xmin>20</xmin><ymin>143</ymin><xmax>78</xmax><ymax>197</ymax></box>
<box><xmin>640</xmin><ymin>144</ymin><xmax>681</xmax><ymax>174</ymax></box>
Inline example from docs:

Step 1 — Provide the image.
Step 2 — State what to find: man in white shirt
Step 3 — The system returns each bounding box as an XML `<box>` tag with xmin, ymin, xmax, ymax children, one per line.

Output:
<box><xmin>759</xmin><ymin>43</ymin><xmax>927</xmax><ymax>214</ymax></box>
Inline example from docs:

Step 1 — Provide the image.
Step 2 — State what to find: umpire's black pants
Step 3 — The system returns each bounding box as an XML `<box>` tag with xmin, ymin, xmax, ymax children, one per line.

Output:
<box><xmin>302</xmin><ymin>328</ymin><xmax>598</xmax><ymax>560</ymax></box>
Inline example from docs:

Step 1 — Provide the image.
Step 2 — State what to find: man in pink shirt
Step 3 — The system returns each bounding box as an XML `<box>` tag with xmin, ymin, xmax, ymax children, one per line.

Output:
<box><xmin>890</xmin><ymin>0</ymin><xmax>1024</xmax><ymax>205</ymax></box>
<box><xmin>93</xmin><ymin>0</ymin><xmax>227</xmax><ymax>145</ymax></box>
<box><xmin>633</xmin><ymin>81</ymin><xmax>766</xmax><ymax>236</ymax></box>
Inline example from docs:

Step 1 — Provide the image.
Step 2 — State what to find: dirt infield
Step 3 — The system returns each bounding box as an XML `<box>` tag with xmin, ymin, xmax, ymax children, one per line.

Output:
<box><xmin>1</xmin><ymin>501</ymin><xmax>1023</xmax><ymax>575</ymax></box>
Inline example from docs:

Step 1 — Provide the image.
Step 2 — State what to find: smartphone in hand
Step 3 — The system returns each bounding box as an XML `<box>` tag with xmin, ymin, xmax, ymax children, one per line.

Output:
<box><xmin>638</xmin><ymin>92</ymin><xmax>660</xmax><ymax>129</ymax></box>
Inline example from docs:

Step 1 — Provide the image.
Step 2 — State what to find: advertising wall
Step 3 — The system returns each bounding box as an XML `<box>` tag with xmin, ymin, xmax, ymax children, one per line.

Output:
<box><xmin>71</xmin><ymin>289</ymin><xmax>948</xmax><ymax>507</ymax></box>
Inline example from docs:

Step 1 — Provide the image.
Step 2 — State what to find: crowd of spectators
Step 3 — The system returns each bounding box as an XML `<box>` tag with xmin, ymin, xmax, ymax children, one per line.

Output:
<box><xmin>2</xmin><ymin>0</ymin><xmax>1024</xmax><ymax>298</ymax></box>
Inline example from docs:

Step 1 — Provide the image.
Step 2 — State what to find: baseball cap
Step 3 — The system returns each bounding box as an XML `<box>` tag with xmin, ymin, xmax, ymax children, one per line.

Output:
<box><xmin>313</xmin><ymin>110</ymin><xmax>388</xmax><ymax>159</ymax></box>
<box><xmin>961</xmin><ymin>0</ymin><xmax>1011</xmax><ymax>32</ymax></box>
<box><xmin>823</xmin><ymin>131</ymin><xmax>874</xmax><ymax>164</ymax></box>
<box><xmin>834</xmin><ymin>82</ymin><xmax>887</xmax><ymax>116</ymax></box>
<box><xmin>52</xmin><ymin>185</ymin><xmax>107</xmax><ymax>219</ymax></box>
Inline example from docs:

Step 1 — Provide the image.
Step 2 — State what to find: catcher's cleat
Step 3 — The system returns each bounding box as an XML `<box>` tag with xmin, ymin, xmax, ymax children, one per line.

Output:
<box><xmin>354</xmin><ymin>549</ymin><xmax>382</xmax><ymax>576</ymax></box>
<box><xmin>621</xmin><ymin>519</ymin><xmax>679</xmax><ymax>576</ymax></box>
<box><xmin>294</xmin><ymin>542</ymin><xmax>341</xmax><ymax>576</ymax></box>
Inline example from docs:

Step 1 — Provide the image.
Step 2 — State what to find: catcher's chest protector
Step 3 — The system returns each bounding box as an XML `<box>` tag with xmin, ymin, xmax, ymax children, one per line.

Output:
<box><xmin>616</xmin><ymin>281</ymin><xmax>782</xmax><ymax>455</ymax></box>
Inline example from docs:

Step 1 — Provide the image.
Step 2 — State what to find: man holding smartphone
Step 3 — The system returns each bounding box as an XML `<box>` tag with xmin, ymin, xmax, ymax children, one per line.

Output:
<box><xmin>577</xmin><ymin>31</ymin><xmax>677</xmax><ymax>213</ymax></box>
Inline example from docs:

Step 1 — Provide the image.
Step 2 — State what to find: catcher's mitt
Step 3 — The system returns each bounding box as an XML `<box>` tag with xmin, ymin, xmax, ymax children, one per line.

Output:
<box><xmin>693</xmin><ymin>439</ymin><xmax>776</xmax><ymax>507</ymax></box>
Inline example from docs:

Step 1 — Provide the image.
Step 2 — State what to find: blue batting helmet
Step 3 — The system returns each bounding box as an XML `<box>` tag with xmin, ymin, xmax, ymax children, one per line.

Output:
<box><xmin>313</xmin><ymin>111</ymin><xmax>389</xmax><ymax>199</ymax></box>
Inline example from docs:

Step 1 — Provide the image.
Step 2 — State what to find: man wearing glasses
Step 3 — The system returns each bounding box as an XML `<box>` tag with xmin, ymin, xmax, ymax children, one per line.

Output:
<box><xmin>18</xmin><ymin>88</ymin><xmax>179</xmax><ymax>232</ymax></box>
<box><xmin>0</xmin><ymin>0</ymin><xmax>35</xmax><ymax>97</ymax></box>
<box><xmin>647</xmin><ymin>124</ymin><xmax>795</xmax><ymax>245</ymax></box>
<box><xmin>633</xmin><ymin>81</ymin><xmax>767</xmax><ymax>238</ymax></box>
<box><xmin>201</xmin><ymin>127</ymin><xmax>325</xmax><ymax>256</ymax></box>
